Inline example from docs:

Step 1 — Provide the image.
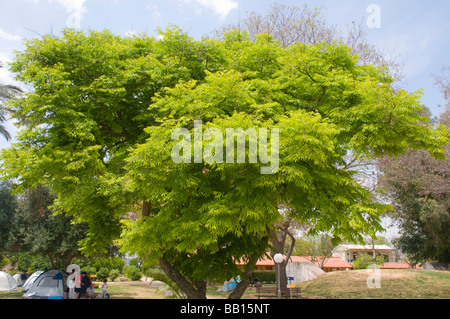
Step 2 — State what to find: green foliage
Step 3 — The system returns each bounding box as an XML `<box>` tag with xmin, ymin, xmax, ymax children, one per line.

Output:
<box><xmin>129</xmin><ymin>258</ymin><xmax>143</xmax><ymax>268</ymax></box>
<box><xmin>1</xmin><ymin>26</ymin><xmax>447</xmax><ymax>296</ymax></box>
<box><xmin>10</xmin><ymin>252</ymin><xmax>33</xmax><ymax>272</ymax></box>
<box><xmin>9</xmin><ymin>252</ymin><xmax>51</xmax><ymax>273</ymax></box>
<box><xmin>393</xmin><ymin>197</ymin><xmax>450</xmax><ymax>264</ymax></box>
<box><xmin>144</xmin><ymin>268</ymin><xmax>185</xmax><ymax>299</ymax></box>
<box><xmin>109</xmin><ymin>269</ymin><xmax>120</xmax><ymax>282</ymax></box>
<box><xmin>7</xmin><ymin>185</ymin><xmax>87</xmax><ymax>269</ymax></box>
<box><xmin>92</xmin><ymin>256</ymin><xmax>125</xmax><ymax>273</ymax></box>
<box><xmin>292</xmin><ymin>238</ymin><xmax>316</xmax><ymax>256</ymax></box>
<box><xmin>379</xmin><ymin>109</ymin><xmax>450</xmax><ymax>263</ymax></box>
<box><xmin>352</xmin><ymin>253</ymin><xmax>385</xmax><ymax>270</ymax></box>
<box><xmin>0</xmin><ymin>257</ymin><xmax>7</xmax><ymax>269</ymax></box>
<box><xmin>291</xmin><ymin>234</ymin><xmax>336</xmax><ymax>264</ymax></box>
<box><xmin>123</xmin><ymin>265</ymin><xmax>142</xmax><ymax>281</ymax></box>
<box><xmin>96</xmin><ymin>267</ymin><xmax>110</xmax><ymax>282</ymax></box>
<box><xmin>82</xmin><ymin>266</ymin><xmax>97</xmax><ymax>277</ymax></box>
<box><xmin>0</xmin><ymin>181</ymin><xmax>17</xmax><ymax>256</ymax></box>
<box><xmin>252</xmin><ymin>270</ymin><xmax>276</xmax><ymax>284</ymax></box>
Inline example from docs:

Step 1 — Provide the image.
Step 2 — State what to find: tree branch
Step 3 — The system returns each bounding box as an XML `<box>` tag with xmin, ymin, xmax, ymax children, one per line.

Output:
<box><xmin>158</xmin><ymin>257</ymin><xmax>207</xmax><ymax>299</ymax></box>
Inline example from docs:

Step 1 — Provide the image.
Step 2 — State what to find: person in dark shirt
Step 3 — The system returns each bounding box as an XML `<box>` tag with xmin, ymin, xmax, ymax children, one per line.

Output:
<box><xmin>77</xmin><ymin>272</ymin><xmax>93</xmax><ymax>299</ymax></box>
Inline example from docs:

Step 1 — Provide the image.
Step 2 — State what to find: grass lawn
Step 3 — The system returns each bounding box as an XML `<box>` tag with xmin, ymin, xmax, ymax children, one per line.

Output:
<box><xmin>1</xmin><ymin>269</ymin><xmax>449</xmax><ymax>299</ymax></box>
<box><xmin>294</xmin><ymin>269</ymin><xmax>450</xmax><ymax>299</ymax></box>
<box><xmin>0</xmin><ymin>281</ymin><xmax>165</xmax><ymax>299</ymax></box>
<box><xmin>105</xmin><ymin>282</ymin><xmax>163</xmax><ymax>299</ymax></box>
<box><xmin>0</xmin><ymin>290</ymin><xmax>23</xmax><ymax>299</ymax></box>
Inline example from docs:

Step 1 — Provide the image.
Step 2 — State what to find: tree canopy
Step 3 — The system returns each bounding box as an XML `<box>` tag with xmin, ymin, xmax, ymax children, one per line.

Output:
<box><xmin>1</xmin><ymin>27</ymin><xmax>448</xmax><ymax>298</ymax></box>
<box><xmin>0</xmin><ymin>181</ymin><xmax>17</xmax><ymax>257</ymax></box>
<box><xmin>378</xmin><ymin>107</ymin><xmax>450</xmax><ymax>263</ymax></box>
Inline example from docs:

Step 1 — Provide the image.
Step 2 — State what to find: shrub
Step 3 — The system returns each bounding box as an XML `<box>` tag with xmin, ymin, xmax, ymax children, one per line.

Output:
<box><xmin>109</xmin><ymin>269</ymin><xmax>120</xmax><ymax>282</ymax></box>
<box><xmin>93</xmin><ymin>257</ymin><xmax>125</xmax><ymax>273</ymax></box>
<box><xmin>10</xmin><ymin>252</ymin><xmax>51</xmax><ymax>273</ymax></box>
<box><xmin>129</xmin><ymin>258</ymin><xmax>143</xmax><ymax>268</ymax></box>
<box><xmin>0</xmin><ymin>257</ymin><xmax>8</xmax><ymax>269</ymax></box>
<box><xmin>252</xmin><ymin>270</ymin><xmax>276</xmax><ymax>283</ymax></box>
<box><xmin>353</xmin><ymin>253</ymin><xmax>385</xmax><ymax>270</ymax></box>
<box><xmin>83</xmin><ymin>266</ymin><xmax>97</xmax><ymax>277</ymax></box>
<box><xmin>124</xmin><ymin>265</ymin><xmax>142</xmax><ymax>281</ymax></box>
<box><xmin>96</xmin><ymin>267</ymin><xmax>110</xmax><ymax>282</ymax></box>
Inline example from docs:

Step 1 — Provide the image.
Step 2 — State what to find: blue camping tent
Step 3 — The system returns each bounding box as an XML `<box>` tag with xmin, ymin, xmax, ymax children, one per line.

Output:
<box><xmin>217</xmin><ymin>276</ymin><xmax>241</xmax><ymax>292</ymax></box>
<box><xmin>22</xmin><ymin>270</ymin><xmax>68</xmax><ymax>299</ymax></box>
<box><xmin>22</xmin><ymin>270</ymin><xmax>44</xmax><ymax>292</ymax></box>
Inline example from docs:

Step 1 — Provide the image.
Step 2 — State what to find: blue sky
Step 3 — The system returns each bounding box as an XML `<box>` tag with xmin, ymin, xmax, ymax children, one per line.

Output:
<box><xmin>1</xmin><ymin>0</ymin><xmax>449</xmax><ymax>124</ymax></box>
<box><xmin>1</xmin><ymin>0</ymin><xmax>448</xmax><ymax>240</ymax></box>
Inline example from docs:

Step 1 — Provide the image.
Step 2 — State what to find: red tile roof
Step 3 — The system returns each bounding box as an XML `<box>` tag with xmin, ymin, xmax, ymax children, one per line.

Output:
<box><xmin>236</xmin><ymin>255</ymin><xmax>414</xmax><ymax>270</ymax></box>
<box><xmin>236</xmin><ymin>255</ymin><xmax>352</xmax><ymax>269</ymax></box>
<box><xmin>290</xmin><ymin>256</ymin><xmax>353</xmax><ymax>269</ymax></box>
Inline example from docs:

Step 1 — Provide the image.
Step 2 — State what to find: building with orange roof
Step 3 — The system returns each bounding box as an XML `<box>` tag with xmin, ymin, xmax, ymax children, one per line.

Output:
<box><xmin>235</xmin><ymin>254</ymin><xmax>353</xmax><ymax>272</ymax></box>
<box><xmin>331</xmin><ymin>244</ymin><xmax>414</xmax><ymax>269</ymax></box>
<box><xmin>236</xmin><ymin>246</ymin><xmax>414</xmax><ymax>273</ymax></box>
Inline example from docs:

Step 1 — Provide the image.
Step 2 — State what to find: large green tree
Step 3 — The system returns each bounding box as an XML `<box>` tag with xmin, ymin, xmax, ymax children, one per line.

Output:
<box><xmin>219</xmin><ymin>3</ymin><xmax>405</xmax><ymax>286</ymax></box>
<box><xmin>378</xmin><ymin>106</ymin><xmax>450</xmax><ymax>264</ymax></box>
<box><xmin>1</xmin><ymin>27</ymin><xmax>447</xmax><ymax>298</ymax></box>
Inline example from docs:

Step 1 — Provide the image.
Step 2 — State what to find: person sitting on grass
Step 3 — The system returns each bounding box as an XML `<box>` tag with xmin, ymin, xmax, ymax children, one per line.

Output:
<box><xmin>86</xmin><ymin>283</ymin><xmax>96</xmax><ymax>299</ymax></box>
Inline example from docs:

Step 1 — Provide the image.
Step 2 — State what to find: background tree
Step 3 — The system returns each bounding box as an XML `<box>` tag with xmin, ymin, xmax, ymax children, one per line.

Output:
<box><xmin>218</xmin><ymin>3</ymin><xmax>402</xmax><ymax>78</ymax></box>
<box><xmin>377</xmin><ymin>67</ymin><xmax>449</xmax><ymax>264</ymax></box>
<box><xmin>291</xmin><ymin>233</ymin><xmax>335</xmax><ymax>270</ymax></box>
<box><xmin>7</xmin><ymin>184</ymin><xmax>88</xmax><ymax>269</ymax></box>
<box><xmin>352</xmin><ymin>253</ymin><xmax>385</xmax><ymax>270</ymax></box>
<box><xmin>434</xmin><ymin>66</ymin><xmax>450</xmax><ymax>109</ymax></box>
<box><xmin>0</xmin><ymin>181</ymin><xmax>17</xmax><ymax>259</ymax></box>
<box><xmin>378</xmin><ymin>106</ymin><xmax>449</xmax><ymax>264</ymax></box>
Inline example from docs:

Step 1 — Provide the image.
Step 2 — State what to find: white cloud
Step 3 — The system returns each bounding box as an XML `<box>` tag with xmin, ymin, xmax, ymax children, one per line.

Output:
<box><xmin>48</xmin><ymin>0</ymin><xmax>88</xmax><ymax>28</ymax></box>
<box><xmin>0</xmin><ymin>29</ymin><xmax>21</xmax><ymax>42</ymax></box>
<box><xmin>124</xmin><ymin>29</ymin><xmax>138</xmax><ymax>37</ymax></box>
<box><xmin>0</xmin><ymin>61</ymin><xmax>13</xmax><ymax>85</ymax></box>
<box><xmin>181</xmin><ymin>0</ymin><xmax>238</xmax><ymax>19</ymax></box>
<box><xmin>0</xmin><ymin>52</ymin><xmax>27</xmax><ymax>91</ymax></box>
<box><xmin>146</xmin><ymin>2</ymin><xmax>162</xmax><ymax>23</ymax></box>
<box><xmin>0</xmin><ymin>52</ymin><xmax>12</xmax><ymax>63</ymax></box>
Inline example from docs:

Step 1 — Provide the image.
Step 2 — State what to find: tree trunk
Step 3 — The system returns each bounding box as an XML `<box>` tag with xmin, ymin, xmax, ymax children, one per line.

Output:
<box><xmin>228</xmin><ymin>252</ymin><xmax>261</xmax><ymax>299</ymax></box>
<box><xmin>63</xmin><ymin>252</ymin><xmax>74</xmax><ymax>271</ymax></box>
<box><xmin>228</xmin><ymin>268</ymin><xmax>252</xmax><ymax>299</ymax></box>
<box><xmin>372</xmin><ymin>240</ymin><xmax>377</xmax><ymax>265</ymax></box>
<box><xmin>269</xmin><ymin>220</ymin><xmax>296</xmax><ymax>289</ymax></box>
<box><xmin>146</xmin><ymin>204</ymin><xmax>207</xmax><ymax>298</ymax></box>
<box><xmin>158</xmin><ymin>258</ymin><xmax>207</xmax><ymax>299</ymax></box>
<box><xmin>48</xmin><ymin>254</ymin><xmax>55</xmax><ymax>269</ymax></box>
<box><xmin>142</xmin><ymin>201</ymin><xmax>151</xmax><ymax>217</ymax></box>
